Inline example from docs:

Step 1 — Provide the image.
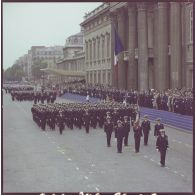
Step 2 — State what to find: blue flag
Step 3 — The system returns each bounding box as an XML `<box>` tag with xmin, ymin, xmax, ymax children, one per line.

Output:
<box><xmin>114</xmin><ymin>28</ymin><xmax>124</xmax><ymax>56</ymax></box>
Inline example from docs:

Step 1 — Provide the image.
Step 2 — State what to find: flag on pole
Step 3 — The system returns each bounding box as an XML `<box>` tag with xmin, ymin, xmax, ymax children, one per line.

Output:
<box><xmin>114</xmin><ymin>28</ymin><xmax>124</xmax><ymax>66</ymax></box>
<box><xmin>114</xmin><ymin>28</ymin><xmax>124</xmax><ymax>88</ymax></box>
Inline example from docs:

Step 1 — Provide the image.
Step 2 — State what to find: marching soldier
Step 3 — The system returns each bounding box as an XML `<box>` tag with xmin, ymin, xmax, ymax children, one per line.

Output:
<box><xmin>123</xmin><ymin>116</ymin><xmax>130</xmax><ymax>146</ymax></box>
<box><xmin>57</xmin><ymin>110</ymin><xmax>64</xmax><ymax>134</ymax></box>
<box><xmin>116</xmin><ymin>120</ymin><xmax>125</xmax><ymax>153</ymax></box>
<box><xmin>141</xmin><ymin>115</ymin><xmax>151</xmax><ymax>145</ymax></box>
<box><xmin>154</xmin><ymin>118</ymin><xmax>164</xmax><ymax>138</ymax></box>
<box><xmin>156</xmin><ymin>129</ymin><xmax>169</xmax><ymax>167</ymax></box>
<box><xmin>133</xmin><ymin>120</ymin><xmax>142</xmax><ymax>153</ymax></box>
<box><xmin>104</xmin><ymin>116</ymin><xmax>114</xmax><ymax>147</ymax></box>
<box><xmin>131</xmin><ymin>107</ymin><xmax>137</xmax><ymax>126</ymax></box>
<box><xmin>112</xmin><ymin>108</ymin><xmax>120</xmax><ymax>139</ymax></box>
<box><xmin>83</xmin><ymin>110</ymin><xmax>91</xmax><ymax>133</ymax></box>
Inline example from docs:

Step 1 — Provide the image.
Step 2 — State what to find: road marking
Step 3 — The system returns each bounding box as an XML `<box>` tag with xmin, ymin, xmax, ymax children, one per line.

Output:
<box><xmin>178</xmin><ymin>141</ymin><xmax>182</xmax><ymax>144</ymax></box>
<box><xmin>180</xmin><ymin>174</ymin><xmax>185</xmax><ymax>177</ymax></box>
<box><xmin>95</xmin><ymin>187</ymin><xmax>100</xmax><ymax>191</ymax></box>
<box><xmin>150</xmin><ymin>158</ymin><xmax>154</xmax><ymax>162</ymax></box>
<box><xmin>144</xmin><ymin>155</ymin><xmax>148</xmax><ymax>158</ymax></box>
<box><xmin>84</xmin><ymin>176</ymin><xmax>89</xmax><ymax>180</ymax></box>
<box><xmin>185</xmin><ymin>144</ymin><xmax>192</xmax><ymax>148</ymax></box>
<box><xmin>61</xmin><ymin>152</ymin><xmax>64</xmax><ymax>154</ymax></box>
<box><xmin>67</xmin><ymin>158</ymin><xmax>72</xmax><ymax>161</ymax></box>
<box><xmin>173</xmin><ymin>171</ymin><xmax>178</xmax><ymax>174</ymax></box>
<box><xmin>91</xmin><ymin>164</ymin><xmax>95</xmax><ymax>167</ymax></box>
<box><xmin>165</xmin><ymin>167</ymin><xmax>170</xmax><ymax>169</ymax></box>
<box><xmin>57</xmin><ymin>146</ymin><xmax>61</xmax><ymax>149</ymax></box>
<box><xmin>76</xmin><ymin>167</ymin><xmax>79</xmax><ymax>170</ymax></box>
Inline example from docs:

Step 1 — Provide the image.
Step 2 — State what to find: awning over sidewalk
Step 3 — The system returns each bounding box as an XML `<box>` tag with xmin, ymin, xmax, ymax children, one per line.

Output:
<box><xmin>40</xmin><ymin>68</ymin><xmax>86</xmax><ymax>77</ymax></box>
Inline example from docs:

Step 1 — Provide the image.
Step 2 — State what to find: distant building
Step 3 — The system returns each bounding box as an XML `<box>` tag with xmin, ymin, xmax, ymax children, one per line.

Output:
<box><xmin>54</xmin><ymin>31</ymin><xmax>85</xmax><ymax>86</ymax></box>
<box><xmin>80</xmin><ymin>3</ymin><xmax>112</xmax><ymax>86</ymax></box>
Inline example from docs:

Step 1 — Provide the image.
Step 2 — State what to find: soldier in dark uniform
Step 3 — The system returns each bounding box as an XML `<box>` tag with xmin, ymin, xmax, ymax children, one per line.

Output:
<box><xmin>57</xmin><ymin>110</ymin><xmax>64</xmax><ymax>134</ymax></box>
<box><xmin>154</xmin><ymin>118</ymin><xmax>164</xmax><ymax>138</ymax></box>
<box><xmin>141</xmin><ymin>115</ymin><xmax>151</xmax><ymax>145</ymax></box>
<box><xmin>40</xmin><ymin>109</ymin><xmax>47</xmax><ymax>131</ymax></box>
<box><xmin>131</xmin><ymin>108</ymin><xmax>137</xmax><ymax>126</ymax></box>
<box><xmin>83</xmin><ymin>110</ymin><xmax>91</xmax><ymax>133</ymax></box>
<box><xmin>133</xmin><ymin>120</ymin><xmax>142</xmax><ymax>153</ymax></box>
<box><xmin>116</xmin><ymin>120</ymin><xmax>125</xmax><ymax>153</ymax></box>
<box><xmin>41</xmin><ymin>93</ymin><xmax>45</xmax><ymax>104</ymax></box>
<box><xmin>104</xmin><ymin>116</ymin><xmax>113</xmax><ymax>147</ymax></box>
<box><xmin>112</xmin><ymin>108</ymin><xmax>120</xmax><ymax>138</ymax></box>
<box><xmin>156</xmin><ymin>129</ymin><xmax>169</xmax><ymax>167</ymax></box>
<box><xmin>123</xmin><ymin>116</ymin><xmax>130</xmax><ymax>146</ymax></box>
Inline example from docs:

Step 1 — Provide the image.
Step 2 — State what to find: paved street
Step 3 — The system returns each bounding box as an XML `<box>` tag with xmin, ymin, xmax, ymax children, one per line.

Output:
<box><xmin>3</xmin><ymin>92</ymin><xmax>192</xmax><ymax>193</ymax></box>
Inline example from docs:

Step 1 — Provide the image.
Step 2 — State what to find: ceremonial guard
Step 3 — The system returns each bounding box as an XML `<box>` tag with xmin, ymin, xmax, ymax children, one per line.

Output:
<box><xmin>141</xmin><ymin>115</ymin><xmax>151</xmax><ymax>145</ymax></box>
<box><xmin>156</xmin><ymin>129</ymin><xmax>169</xmax><ymax>167</ymax></box>
<box><xmin>112</xmin><ymin>109</ymin><xmax>120</xmax><ymax>138</ymax></box>
<box><xmin>123</xmin><ymin>116</ymin><xmax>130</xmax><ymax>146</ymax></box>
<box><xmin>83</xmin><ymin>110</ymin><xmax>91</xmax><ymax>133</ymax></box>
<box><xmin>154</xmin><ymin>118</ymin><xmax>164</xmax><ymax>137</ymax></box>
<box><xmin>116</xmin><ymin>120</ymin><xmax>125</xmax><ymax>153</ymax></box>
<box><xmin>57</xmin><ymin>110</ymin><xmax>64</xmax><ymax>134</ymax></box>
<box><xmin>104</xmin><ymin>116</ymin><xmax>113</xmax><ymax>147</ymax></box>
<box><xmin>133</xmin><ymin>120</ymin><xmax>142</xmax><ymax>153</ymax></box>
<box><xmin>131</xmin><ymin>108</ymin><xmax>137</xmax><ymax>126</ymax></box>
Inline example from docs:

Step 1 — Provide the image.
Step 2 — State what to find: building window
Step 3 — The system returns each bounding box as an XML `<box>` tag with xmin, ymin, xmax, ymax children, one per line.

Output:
<box><xmin>190</xmin><ymin>9</ymin><xmax>193</xmax><ymax>43</ymax></box>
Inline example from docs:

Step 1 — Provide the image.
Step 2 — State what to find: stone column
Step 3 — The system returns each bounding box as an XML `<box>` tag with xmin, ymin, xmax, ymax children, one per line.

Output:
<box><xmin>96</xmin><ymin>36</ymin><xmax>99</xmax><ymax>62</ymax></box>
<box><xmin>156</xmin><ymin>2</ymin><xmax>169</xmax><ymax>90</ymax></box>
<box><xmin>127</xmin><ymin>3</ymin><xmax>137</xmax><ymax>90</ymax></box>
<box><xmin>117</xmin><ymin>8</ymin><xmax>126</xmax><ymax>90</ymax></box>
<box><xmin>89</xmin><ymin>40</ymin><xmax>92</xmax><ymax>67</ymax></box>
<box><xmin>137</xmin><ymin>2</ymin><xmax>148</xmax><ymax>90</ymax></box>
<box><xmin>153</xmin><ymin>4</ymin><xmax>158</xmax><ymax>89</ymax></box>
<box><xmin>170</xmin><ymin>2</ymin><xmax>182</xmax><ymax>88</ymax></box>
<box><xmin>110</xmin><ymin>13</ymin><xmax>118</xmax><ymax>88</ymax></box>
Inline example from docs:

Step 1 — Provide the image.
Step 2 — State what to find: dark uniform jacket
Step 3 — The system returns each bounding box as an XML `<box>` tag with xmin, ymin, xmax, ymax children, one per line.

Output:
<box><xmin>156</xmin><ymin>135</ymin><xmax>169</xmax><ymax>152</ymax></box>
<box><xmin>116</xmin><ymin>126</ymin><xmax>125</xmax><ymax>139</ymax></box>
<box><xmin>141</xmin><ymin>120</ymin><xmax>151</xmax><ymax>133</ymax></box>
<box><xmin>104</xmin><ymin>122</ymin><xmax>113</xmax><ymax>134</ymax></box>
<box><xmin>154</xmin><ymin>123</ymin><xmax>164</xmax><ymax>136</ymax></box>
<box><xmin>133</xmin><ymin>125</ymin><xmax>143</xmax><ymax>138</ymax></box>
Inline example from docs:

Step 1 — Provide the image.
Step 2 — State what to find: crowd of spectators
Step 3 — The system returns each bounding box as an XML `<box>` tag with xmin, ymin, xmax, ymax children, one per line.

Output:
<box><xmin>62</xmin><ymin>81</ymin><xmax>193</xmax><ymax>116</ymax></box>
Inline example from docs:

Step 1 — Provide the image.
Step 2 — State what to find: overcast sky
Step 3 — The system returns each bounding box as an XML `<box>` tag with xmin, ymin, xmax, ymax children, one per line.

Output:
<box><xmin>3</xmin><ymin>2</ymin><xmax>102</xmax><ymax>70</ymax></box>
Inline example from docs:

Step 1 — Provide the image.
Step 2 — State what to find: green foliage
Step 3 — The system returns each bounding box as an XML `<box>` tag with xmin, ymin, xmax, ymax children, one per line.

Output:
<box><xmin>3</xmin><ymin>64</ymin><xmax>26</xmax><ymax>81</ymax></box>
<box><xmin>31</xmin><ymin>60</ymin><xmax>48</xmax><ymax>79</ymax></box>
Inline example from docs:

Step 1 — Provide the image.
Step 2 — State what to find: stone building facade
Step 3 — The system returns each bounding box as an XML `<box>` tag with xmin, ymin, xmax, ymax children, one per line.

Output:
<box><xmin>109</xmin><ymin>2</ymin><xmax>193</xmax><ymax>90</ymax></box>
<box><xmin>81</xmin><ymin>3</ymin><xmax>112</xmax><ymax>86</ymax></box>
<box><xmin>55</xmin><ymin>32</ymin><xmax>85</xmax><ymax>84</ymax></box>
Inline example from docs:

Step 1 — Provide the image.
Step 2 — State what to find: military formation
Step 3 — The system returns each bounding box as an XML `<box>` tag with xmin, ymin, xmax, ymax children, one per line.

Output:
<box><xmin>31</xmin><ymin>101</ymin><xmax>169</xmax><ymax>167</ymax></box>
<box><xmin>9</xmin><ymin>90</ymin><xmax>57</xmax><ymax>103</ymax></box>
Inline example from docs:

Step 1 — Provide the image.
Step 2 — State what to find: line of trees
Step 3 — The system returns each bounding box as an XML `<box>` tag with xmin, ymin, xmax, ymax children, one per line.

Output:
<box><xmin>3</xmin><ymin>60</ymin><xmax>48</xmax><ymax>82</ymax></box>
<box><xmin>3</xmin><ymin>64</ymin><xmax>25</xmax><ymax>81</ymax></box>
